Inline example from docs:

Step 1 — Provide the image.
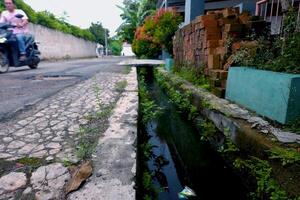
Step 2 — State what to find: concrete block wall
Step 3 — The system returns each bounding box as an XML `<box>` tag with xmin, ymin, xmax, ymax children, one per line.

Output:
<box><xmin>28</xmin><ymin>23</ymin><xmax>97</xmax><ymax>60</ymax></box>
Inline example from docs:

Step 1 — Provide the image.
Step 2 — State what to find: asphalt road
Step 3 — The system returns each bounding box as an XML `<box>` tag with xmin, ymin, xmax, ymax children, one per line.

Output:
<box><xmin>0</xmin><ymin>57</ymin><xmax>128</xmax><ymax>121</ymax></box>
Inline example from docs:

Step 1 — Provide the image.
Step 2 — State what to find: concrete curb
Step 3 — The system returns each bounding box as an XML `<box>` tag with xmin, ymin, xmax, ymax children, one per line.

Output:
<box><xmin>68</xmin><ymin>68</ymin><xmax>138</xmax><ymax>200</ymax></box>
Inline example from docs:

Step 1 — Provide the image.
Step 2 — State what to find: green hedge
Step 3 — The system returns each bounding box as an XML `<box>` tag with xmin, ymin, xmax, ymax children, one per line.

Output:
<box><xmin>0</xmin><ymin>0</ymin><xmax>95</xmax><ymax>41</ymax></box>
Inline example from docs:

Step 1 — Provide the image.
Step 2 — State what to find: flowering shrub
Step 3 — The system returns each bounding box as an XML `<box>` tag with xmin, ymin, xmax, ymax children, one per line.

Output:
<box><xmin>132</xmin><ymin>8</ymin><xmax>182</xmax><ymax>58</ymax></box>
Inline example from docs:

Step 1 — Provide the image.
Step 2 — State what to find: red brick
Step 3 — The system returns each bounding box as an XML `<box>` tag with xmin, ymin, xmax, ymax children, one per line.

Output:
<box><xmin>208</xmin><ymin>55</ymin><xmax>220</xmax><ymax>69</ymax></box>
<box><xmin>207</xmin><ymin>40</ymin><xmax>219</xmax><ymax>48</ymax></box>
<box><xmin>239</xmin><ymin>12</ymin><xmax>250</xmax><ymax>24</ymax></box>
<box><xmin>222</xmin><ymin>8</ymin><xmax>240</xmax><ymax>18</ymax></box>
<box><xmin>224</xmin><ymin>24</ymin><xmax>244</xmax><ymax>32</ymax></box>
<box><xmin>209</xmin><ymin>70</ymin><xmax>228</xmax><ymax>79</ymax></box>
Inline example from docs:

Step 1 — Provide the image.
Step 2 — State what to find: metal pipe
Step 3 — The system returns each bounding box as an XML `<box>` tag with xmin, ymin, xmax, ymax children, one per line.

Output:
<box><xmin>260</xmin><ymin>3</ymin><xmax>264</xmax><ymax>16</ymax></box>
<box><xmin>256</xmin><ymin>0</ymin><xmax>267</xmax><ymax>15</ymax></box>
<box><xmin>270</xmin><ymin>0</ymin><xmax>274</xmax><ymax>18</ymax></box>
<box><xmin>264</xmin><ymin>1</ymin><xmax>268</xmax><ymax>20</ymax></box>
<box><xmin>297</xmin><ymin>3</ymin><xmax>300</xmax><ymax>31</ymax></box>
<box><xmin>275</xmin><ymin>0</ymin><xmax>280</xmax><ymax>33</ymax></box>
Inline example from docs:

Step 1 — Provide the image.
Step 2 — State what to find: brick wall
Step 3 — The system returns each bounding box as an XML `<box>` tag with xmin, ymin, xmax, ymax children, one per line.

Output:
<box><xmin>173</xmin><ymin>8</ymin><xmax>267</xmax><ymax>97</ymax></box>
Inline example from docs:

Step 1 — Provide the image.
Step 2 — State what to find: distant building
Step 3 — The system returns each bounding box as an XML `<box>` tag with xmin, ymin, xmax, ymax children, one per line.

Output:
<box><xmin>121</xmin><ymin>42</ymin><xmax>135</xmax><ymax>57</ymax></box>
<box><xmin>96</xmin><ymin>44</ymin><xmax>104</xmax><ymax>58</ymax></box>
<box><xmin>157</xmin><ymin>0</ymin><xmax>257</xmax><ymax>24</ymax></box>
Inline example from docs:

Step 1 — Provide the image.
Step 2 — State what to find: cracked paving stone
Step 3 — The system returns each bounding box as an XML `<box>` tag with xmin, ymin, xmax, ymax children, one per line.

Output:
<box><xmin>26</xmin><ymin>133</ymin><xmax>41</xmax><ymax>140</ymax></box>
<box><xmin>2</xmin><ymin>137</ymin><xmax>13</xmax><ymax>143</ymax></box>
<box><xmin>46</xmin><ymin>142</ymin><xmax>61</xmax><ymax>149</ymax></box>
<box><xmin>7</xmin><ymin>141</ymin><xmax>26</xmax><ymax>149</ymax></box>
<box><xmin>0</xmin><ymin>153</ymin><xmax>12</xmax><ymax>159</ymax></box>
<box><xmin>31</xmin><ymin>163</ymin><xmax>70</xmax><ymax>200</ymax></box>
<box><xmin>17</xmin><ymin>120</ymin><xmax>29</xmax><ymax>126</ymax></box>
<box><xmin>30</xmin><ymin>150</ymin><xmax>48</xmax><ymax>158</ymax></box>
<box><xmin>18</xmin><ymin>144</ymin><xmax>37</xmax><ymax>155</ymax></box>
<box><xmin>13</xmin><ymin>129</ymin><xmax>27</xmax><ymax>137</ymax></box>
<box><xmin>0</xmin><ymin>172</ymin><xmax>27</xmax><ymax>195</ymax></box>
<box><xmin>0</xmin><ymin>72</ymin><xmax>126</xmax><ymax>162</ymax></box>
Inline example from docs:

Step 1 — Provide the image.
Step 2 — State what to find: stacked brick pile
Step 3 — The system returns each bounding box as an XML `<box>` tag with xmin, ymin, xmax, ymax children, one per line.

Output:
<box><xmin>173</xmin><ymin>8</ymin><xmax>266</xmax><ymax>97</ymax></box>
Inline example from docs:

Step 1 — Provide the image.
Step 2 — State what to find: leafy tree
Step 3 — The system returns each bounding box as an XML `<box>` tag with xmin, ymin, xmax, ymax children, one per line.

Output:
<box><xmin>117</xmin><ymin>0</ymin><xmax>156</xmax><ymax>43</ymax></box>
<box><xmin>109</xmin><ymin>39</ymin><xmax>123</xmax><ymax>55</ymax></box>
<box><xmin>132</xmin><ymin>8</ymin><xmax>182</xmax><ymax>58</ymax></box>
<box><xmin>89</xmin><ymin>22</ymin><xmax>109</xmax><ymax>45</ymax></box>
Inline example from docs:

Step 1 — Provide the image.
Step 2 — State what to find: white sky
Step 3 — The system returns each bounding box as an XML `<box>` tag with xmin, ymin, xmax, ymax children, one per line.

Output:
<box><xmin>23</xmin><ymin>0</ymin><xmax>124</xmax><ymax>36</ymax></box>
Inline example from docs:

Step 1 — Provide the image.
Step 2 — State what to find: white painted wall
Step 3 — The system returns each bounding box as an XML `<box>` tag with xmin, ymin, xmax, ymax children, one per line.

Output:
<box><xmin>121</xmin><ymin>43</ymin><xmax>135</xmax><ymax>56</ymax></box>
<box><xmin>28</xmin><ymin>23</ymin><xmax>97</xmax><ymax>60</ymax></box>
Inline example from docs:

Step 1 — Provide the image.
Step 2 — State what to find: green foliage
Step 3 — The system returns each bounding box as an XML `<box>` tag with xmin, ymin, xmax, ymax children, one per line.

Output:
<box><xmin>109</xmin><ymin>39</ymin><xmax>123</xmax><ymax>56</ymax></box>
<box><xmin>234</xmin><ymin>157</ymin><xmax>288</xmax><ymax>200</ymax></box>
<box><xmin>268</xmin><ymin>147</ymin><xmax>300</xmax><ymax>166</ymax></box>
<box><xmin>142</xmin><ymin>171</ymin><xmax>158</xmax><ymax>200</ymax></box>
<box><xmin>218</xmin><ymin>139</ymin><xmax>240</xmax><ymax>154</ymax></box>
<box><xmin>122</xmin><ymin>66</ymin><xmax>132</xmax><ymax>74</ymax></box>
<box><xmin>141</xmin><ymin>142</ymin><xmax>153</xmax><ymax>160</ymax></box>
<box><xmin>63</xmin><ymin>159</ymin><xmax>74</xmax><ymax>167</ymax></box>
<box><xmin>152</xmin><ymin>9</ymin><xmax>183</xmax><ymax>54</ymax></box>
<box><xmin>173</xmin><ymin>65</ymin><xmax>211</xmax><ymax>90</ymax></box>
<box><xmin>284</xmin><ymin>117</ymin><xmax>300</xmax><ymax>134</ymax></box>
<box><xmin>115</xmin><ymin>80</ymin><xmax>128</xmax><ymax>92</ymax></box>
<box><xmin>155</xmin><ymin>69</ymin><xmax>199</xmax><ymax>120</ymax></box>
<box><xmin>231</xmin><ymin>9</ymin><xmax>300</xmax><ymax>73</ymax></box>
<box><xmin>17</xmin><ymin>157</ymin><xmax>42</xmax><ymax>169</ymax></box>
<box><xmin>139</xmin><ymin>69</ymin><xmax>162</xmax><ymax>124</ymax></box>
<box><xmin>132</xmin><ymin>39</ymin><xmax>161</xmax><ymax>58</ymax></box>
<box><xmin>132</xmin><ymin>8</ymin><xmax>182</xmax><ymax>58</ymax></box>
<box><xmin>198</xmin><ymin>120</ymin><xmax>217</xmax><ymax>141</ymax></box>
<box><xmin>89</xmin><ymin>22</ymin><xmax>108</xmax><ymax>45</ymax></box>
<box><xmin>117</xmin><ymin>0</ymin><xmax>156</xmax><ymax>43</ymax></box>
<box><xmin>76</xmin><ymin>126</ymin><xmax>100</xmax><ymax>160</ymax></box>
<box><xmin>14</xmin><ymin>0</ymin><xmax>37</xmax><ymax>23</ymax></box>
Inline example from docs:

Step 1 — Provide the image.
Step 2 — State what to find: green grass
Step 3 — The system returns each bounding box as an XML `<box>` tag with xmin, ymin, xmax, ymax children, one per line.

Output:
<box><xmin>115</xmin><ymin>80</ymin><xmax>128</xmax><ymax>92</ymax></box>
<box><xmin>268</xmin><ymin>147</ymin><xmax>300</xmax><ymax>166</ymax></box>
<box><xmin>122</xmin><ymin>66</ymin><xmax>132</xmax><ymax>74</ymax></box>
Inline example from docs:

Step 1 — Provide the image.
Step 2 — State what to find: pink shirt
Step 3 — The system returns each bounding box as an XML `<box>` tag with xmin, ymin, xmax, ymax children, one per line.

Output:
<box><xmin>0</xmin><ymin>9</ymin><xmax>29</xmax><ymax>34</ymax></box>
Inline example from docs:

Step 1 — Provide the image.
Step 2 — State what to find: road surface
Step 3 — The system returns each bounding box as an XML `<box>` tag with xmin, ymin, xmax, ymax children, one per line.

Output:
<box><xmin>0</xmin><ymin>57</ymin><xmax>126</xmax><ymax>121</ymax></box>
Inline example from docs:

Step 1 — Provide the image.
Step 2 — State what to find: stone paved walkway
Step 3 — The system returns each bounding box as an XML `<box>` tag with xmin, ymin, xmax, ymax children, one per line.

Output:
<box><xmin>0</xmin><ymin>71</ymin><xmax>126</xmax><ymax>163</ymax></box>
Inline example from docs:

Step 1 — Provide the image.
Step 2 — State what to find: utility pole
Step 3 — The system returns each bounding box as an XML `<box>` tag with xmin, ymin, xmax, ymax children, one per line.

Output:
<box><xmin>105</xmin><ymin>29</ymin><xmax>108</xmax><ymax>56</ymax></box>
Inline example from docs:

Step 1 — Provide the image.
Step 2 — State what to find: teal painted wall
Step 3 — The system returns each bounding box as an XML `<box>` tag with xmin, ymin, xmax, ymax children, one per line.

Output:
<box><xmin>226</xmin><ymin>67</ymin><xmax>300</xmax><ymax>124</ymax></box>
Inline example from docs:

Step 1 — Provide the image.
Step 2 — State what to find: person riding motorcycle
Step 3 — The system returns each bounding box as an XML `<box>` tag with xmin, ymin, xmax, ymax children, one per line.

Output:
<box><xmin>0</xmin><ymin>0</ymin><xmax>30</xmax><ymax>61</ymax></box>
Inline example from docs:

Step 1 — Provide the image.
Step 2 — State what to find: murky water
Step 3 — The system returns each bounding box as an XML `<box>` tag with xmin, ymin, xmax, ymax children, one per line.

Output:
<box><xmin>137</xmin><ymin>69</ymin><xmax>248</xmax><ymax>200</ymax></box>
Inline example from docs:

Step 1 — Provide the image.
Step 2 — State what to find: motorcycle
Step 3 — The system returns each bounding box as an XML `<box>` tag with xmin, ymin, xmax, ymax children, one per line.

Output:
<box><xmin>0</xmin><ymin>14</ymin><xmax>40</xmax><ymax>73</ymax></box>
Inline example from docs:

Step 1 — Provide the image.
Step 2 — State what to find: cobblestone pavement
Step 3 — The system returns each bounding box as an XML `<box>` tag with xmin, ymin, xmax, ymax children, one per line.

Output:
<box><xmin>0</xmin><ymin>71</ymin><xmax>126</xmax><ymax>163</ymax></box>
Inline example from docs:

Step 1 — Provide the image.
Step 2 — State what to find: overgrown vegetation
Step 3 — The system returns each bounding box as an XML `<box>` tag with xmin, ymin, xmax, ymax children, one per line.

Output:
<box><xmin>155</xmin><ymin>70</ymin><xmax>199</xmax><ymax>120</ymax></box>
<box><xmin>115</xmin><ymin>80</ymin><xmax>128</xmax><ymax>92</ymax></box>
<box><xmin>268</xmin><ymin>147</ymin><xmax>300</xmax><ymax>166</ymax></box>
<box><xmin>139</xmin><ymin>69</ymin><xmax>162</xmax><ymax>123</ymax></box>
<box><xmin>117</xmin><ymin>0</ymin><xmax>157</xmax><ymax>43</ymax></box>
<box><xmin>173</xmin><ymin>64</ymin><xmax>211</xmax><ymax>90</ymax></box>
<box><xmin>17</xmin><ymin>157</ymin><xmax>43</xmax><ymax>172</ymax></box>
<box><xmin>154</xmin><ymin>68</ymin><xmax>298</xmax><ymax>199</ymax></box>
<box><xmin>132</xmin><ymin>8</ymin><xmax>183</xmax><ymax>58</ymax></box>
<box><xmin>137</xmin><ymin>68</ymin><xmax>161</xmax><ymax>200</ymax></box>
<box><xmin>234</xmin><ymin>157</ymin><xmax>289</xmax><ymax>200</ymax></box>
<box><xmin>197</xmin><ymin>120</ymin><xmax>217</xmax><ymax>141</ymax></box>
<box><xmin>76</xmin><ymin>80</ymin><xmax>125</xmax><ymax>160</ymax></box>
<box><xmin>284</xmin><ymin>118</ymin><xmax>300</xmax><ymax>134</ymax></box>
<box><xmin>122</xmin><ymin>66</ymin><xmax>132</xmax><ymax>74</ymax></box>
<box><xmin>232</xmin><ymin>9</ymin><xmax>300</xmax><ymax>73</ymax></box>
